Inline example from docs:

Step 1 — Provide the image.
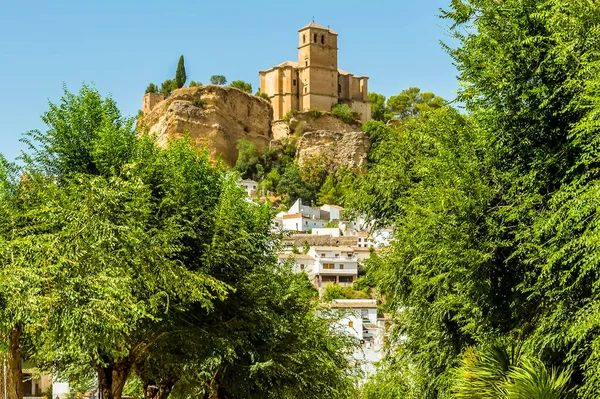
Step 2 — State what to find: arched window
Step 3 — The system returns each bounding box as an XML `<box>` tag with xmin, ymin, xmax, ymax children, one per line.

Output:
<box><xmin>321</xmin><ymin>35</ymin><xmax>325</xmax><ymax>44</ymax></box>
<box><xmin>314</xmin><ymin>33</ymin><xmax>317</xmax><ymax>42</ymax></box>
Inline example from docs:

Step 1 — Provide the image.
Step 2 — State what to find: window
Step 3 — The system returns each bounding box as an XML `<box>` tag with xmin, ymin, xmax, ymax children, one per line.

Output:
<box><xmin>305</xmin><ymin>60</ymin><xmax>308</xmax><ymax>67</ymax></box>
<box><xmin>339</xmin><ymin>276</ymin><xmax>353</xmax><ymax>283</ymax></box>
<box><xmin>293</xmin><ymin>79</ymin><xmax>296</xmax><ymax>86</ymax></box>
<box><xmin>303</xmin><ymin>34</ymin><xmax>306</xmax><ymax>44</ymax></box>
<box><xmin>321</xmin><ymin>253</ymin><xmax>326</xmax><ymax>257</ymax></box>
<box><xmin>314</xmin><ymin>33</ymin><xmax>317</xmax><ymax>42</ymax></box>
<box><xmin>321</xmin><ymin>35</ymin><xmax>325</xmax><ymax>44</ymax></box>
<box><xmin>323</xmin><ymin>263</ymin><xmax>335</xmax><ymax>269</ymax></box>
<box><xmin>300</xmin><ymin>264</ymin><xmax>305</xmax><ymax>270</ymax></box>
<box><xmin>339</xmin><ymin>264</ymin><xmax>344</xmax><ymax>269</ymax></box>
<box><xmin>338</xmin><ymin>83</ymin><xmax>342</xmax><ymax>94</ymax></box>
<box><xmin>361</xmin><ymin>309</ymin><xmax>369</xmax><ymax>320</ymax></box>
<box><xmin>349</xmin><ymin>321</ymin><xmax>354</xmax><ymax>328</ymax></box>
<box><xmin>335</xmin><ymin>253</ymin><xmax>339</xmax><ymax>257</ymax></box>
<box><xmin>304</xmin><ymin>87</ymin><xmax>308</xmax><ymax>93</ymax></box>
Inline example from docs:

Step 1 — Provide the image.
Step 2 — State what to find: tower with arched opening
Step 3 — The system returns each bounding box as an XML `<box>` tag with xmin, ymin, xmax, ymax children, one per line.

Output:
<box><xmin>259</xmin><ymin>22</ymin><xmax>370</xmax><ymax>122</ymax></box>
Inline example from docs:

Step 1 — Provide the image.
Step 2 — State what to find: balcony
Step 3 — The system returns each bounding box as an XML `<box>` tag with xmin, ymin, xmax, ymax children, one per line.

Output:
<box><xmin>317</xmin><ymin>267</ymin><xmax>358</xmax><ymax>276</ymax></box>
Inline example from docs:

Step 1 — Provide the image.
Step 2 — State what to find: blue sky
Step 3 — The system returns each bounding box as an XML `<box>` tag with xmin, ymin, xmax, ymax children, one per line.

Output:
<box><xmin>0</xmin><ymin>0</ymin><xmax>459</xmax><ymax>162</ymax></box>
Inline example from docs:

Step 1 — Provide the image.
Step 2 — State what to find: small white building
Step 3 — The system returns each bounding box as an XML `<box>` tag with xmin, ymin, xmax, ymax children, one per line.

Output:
<box><xmin>282</xmin><ymin>213</ymin><xmax>327</xmax><ymax>232</ymax></box>
<box><xmin>239</xmin><ymin>179</ymin><xmax>258</xmax><ymax>198</ymax></box>
<box><xmin>320</xmin><ymin>204</ymin><xmax>344</xmax><ymax>220</ymax></box>
<box><xmin>277</xmin><ymin>253</ymin><xmax>315</xmax><ymax>274</ymax></box>
<box><xmin>327</xmin><ymin>299</ymin><xmax>386</xmax><ymax>379</ymax></box>
<box><xmin>308</xmin><ymin>246</ymin><xmax>358</xmax><ymax>291</ymax></box>
<box><xmin>312</xmin><ymin>227</ymin><xmax>341</xmax><ymax>237</ymax></box>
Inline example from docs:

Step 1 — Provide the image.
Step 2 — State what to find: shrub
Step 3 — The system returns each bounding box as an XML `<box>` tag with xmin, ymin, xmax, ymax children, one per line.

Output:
<box><xmin>323</xmin><ymin>283</ymin><xmax>372</xmax><ymax>301</ymax></box>
<box><xmin>191</xmin><ymin>98</ymin><xmax>206</xmax><ymax>107</ymax></box>
<box><xmin>293</xmin><ymin>121</ymin><xmax>305</xmax><ymax>136</ymax></box>
<box><xmin>309</xmin><ymin>108</ymin><xmax>322</xmax><ymax>119</ymax></box>
<box><xmin>283</xmin><ymin>109</ymin><xmax>298</xmax><ymax>122</ymax></box>
<box><xmin>331</xmin><ymin>103</ymin><xmax>358</xmax><ymax>124</ymax></box>
<box><xmin>256</xmin><ymin>92</ymin><xmax>270</xmax><ymax>101</ymax></box>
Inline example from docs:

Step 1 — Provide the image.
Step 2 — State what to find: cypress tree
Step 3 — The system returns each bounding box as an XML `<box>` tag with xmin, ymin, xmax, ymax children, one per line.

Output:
<box><xmin>175</xmin><ymin>55</ymin><xmax>186</xmax><ymax>88</ymax></box>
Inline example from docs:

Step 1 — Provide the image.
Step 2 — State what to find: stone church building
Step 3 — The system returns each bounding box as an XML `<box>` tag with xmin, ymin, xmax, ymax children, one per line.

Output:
<box><xmin>259</xmin><ymin>22</ymin><xmax>370</xmax><ymax>122</ymax></box>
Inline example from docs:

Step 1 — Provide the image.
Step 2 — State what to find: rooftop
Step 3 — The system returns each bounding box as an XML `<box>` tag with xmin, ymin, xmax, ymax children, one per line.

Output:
<box><xmin>298</xmin><ymin>22</ymin><xmax>338</xmax><ymax>35</ymax></box>
<box><xmin>282</xmin><ymin>213</ymin><xmax>303</xmax><ymax>220</ymax></box>
<box><xmin>329</xmin><ymin>299</ymin><xmax>377</xmax><ymax>309</ymax></box>
<box><xmin>313</xmin><ymin>246</ymin><xmax>354</xmax><ymax>252</ymax></box>
<box><xmin>278</xmin><ymin>254</ymin><xmax>314</xmax><ymax>260</ymax></box>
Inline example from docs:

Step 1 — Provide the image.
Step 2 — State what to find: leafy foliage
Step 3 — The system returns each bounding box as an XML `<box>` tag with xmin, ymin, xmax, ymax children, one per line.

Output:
<box><xmin>229</xmin><ymin>80</ymin><xmax>252</xmax><ymax>93</ymax></box>
<box><xmin>355</xmin><ymin>1</ymin><xmax>600</xmax><ymax>398</ymax></box>
<box><xmin>209</xmin><ymin>75</ymin><xmax>227</xmax><ymax>85</ymax></box>
<box><xmin>331</xmin><ymin>103</ymin><xmax>358</xmax><ymax>124</ymax></box>
<box><xmin>145</xmin><ymin>83</ymin><xmax>158</xmax><ymax>94</ymax></box>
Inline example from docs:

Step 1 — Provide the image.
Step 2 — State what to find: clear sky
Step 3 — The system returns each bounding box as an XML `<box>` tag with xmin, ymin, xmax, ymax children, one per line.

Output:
<box><xmin>0</xmin><ymin>0</ymin><xmax>459</xmax><ymax>163</ymax></box>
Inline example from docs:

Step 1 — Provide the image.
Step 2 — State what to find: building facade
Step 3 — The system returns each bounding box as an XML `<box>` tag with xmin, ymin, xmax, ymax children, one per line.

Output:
<box><xmin>259</xmin><ymin>23</ymin><xmax>370</xmax><ymax>122</ymax></box>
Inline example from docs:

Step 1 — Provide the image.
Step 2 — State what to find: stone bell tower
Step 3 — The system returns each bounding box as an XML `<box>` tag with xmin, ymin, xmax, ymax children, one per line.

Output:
<box><xmin>297</xmin><ymin>22</ymin><xmax>339</xmax><ymax>112</ymax></box>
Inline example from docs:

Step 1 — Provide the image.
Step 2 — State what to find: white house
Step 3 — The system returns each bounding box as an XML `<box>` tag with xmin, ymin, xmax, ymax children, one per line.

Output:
<box><xmin>239</xmin><ymin>179</ymin><xmax>258</xmax><ymax>198</ymax></box>
<box><xmin>312</xmin><ymin>227</ymin><xmax>341</xmax><ymax>237</ymax></box>
<box><xmin>320</xmin><ymin>204</ymin><xmax>344</xmax><ymax>220</ymax></box>
<box><xmin>327</xmin><ymin>299</ymin><xmax>386</xmax><ymax>379</ymax></box>
<box><xmin>282</xmin><ymin>213</ymin><xmax>327</xmax><ymax>232</ymax></box>
<box><xmin>308</xmin><ymin>246</ymin><xmax>358</xmax><ymax>291</ymax></box>
<box><xmin>277</xmin><ymin>253</ymin><xmax>315</xmax><ymax>274</ymax></box>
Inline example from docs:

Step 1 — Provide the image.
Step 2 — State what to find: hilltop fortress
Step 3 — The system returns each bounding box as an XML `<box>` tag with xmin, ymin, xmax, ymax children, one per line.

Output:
<box><xmin>138</xmin><ymin>22</ymin><xmax>371</xmax><ymax>167</ymax></box>
<box><xmin>260</xmin><ymin>22</ymin><xmax>371</xmax><ymax>122</ymax></box>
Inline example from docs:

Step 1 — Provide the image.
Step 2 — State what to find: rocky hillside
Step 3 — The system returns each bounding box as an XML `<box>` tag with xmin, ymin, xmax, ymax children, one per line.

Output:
<box><xmin>138</xmin><ymin>85</ymin><xmax>272</xmax><ymax>166</ymax></box>
<box><xmin>138</xmin><ymin>87</ymin><xmax>370</xmax><ymax>171</ymax></box>
<box><xmin>296</xmin><ymin>130</ymin><xmax>370</xmax><ymax>169</ymax></box>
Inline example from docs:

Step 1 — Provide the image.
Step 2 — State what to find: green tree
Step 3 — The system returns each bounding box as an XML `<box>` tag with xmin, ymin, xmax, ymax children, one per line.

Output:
<box><xmin>276</xmin><ymin>163</ymin><xmax>315</xmax><ymax>206</ymax></box>
<box><xmin>234</xmin><ymin>139</ymin><xmax>260</xmax><ymax>179</ymax></box>
<box><xmin>356</xmin><ymin>1</ymin><xmax>600</xmax><ymax>397</ymax></box>
<box><xmin>210</xmin><ymin>75</ymin><xmax>227</xmax><ymax>85</ymax></box>
<box><xmin>368</xmin><ymin>92</ymin><xmax>387</xmax><ymax>122</ymax></box>
<box><xmin>317</xmin><ymin>174</ymin><xmax>341</xmax><ymax>205</ymax></box>
<box><xmin>386</xmin><ymin>87</ymin><xmax>443</xmax><ymax>121</ymax></box>
<box><xmin>160</xmin><ymin>79</ymin><xmax>177</xmax><ymax>97</ymax></box>
<box><xmin>229</xmin><ymin>80</ymin><xmax>252</xmax><ymax>93</ymax></box>
<box><xmin>189</xmin><ymin>80</ymin><xmax>201</xmax><ymax>87</ymax></box>
<box><xmin>145</xmin><ymin>83</ymin><xmax>158</xmax><ymax>94</ymax></box>
<box><xmin>175</xmin><ymin>55</ymin><xmax>186</xmax><ymax>88</ymax></box>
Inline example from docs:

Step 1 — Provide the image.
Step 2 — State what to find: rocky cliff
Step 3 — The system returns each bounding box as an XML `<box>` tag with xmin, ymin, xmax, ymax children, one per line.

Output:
<box><xmin>138</xmin><ymin>85</ymin><xmax>272</xmax><ymax>166</ymax></box>
<box><xmin>296</xmin><ymin>130</ymin><xmax>370</xmax><ymax>170</ymax></box>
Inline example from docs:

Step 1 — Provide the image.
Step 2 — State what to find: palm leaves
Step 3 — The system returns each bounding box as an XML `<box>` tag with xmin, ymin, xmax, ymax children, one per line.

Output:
<box><xmin>453</xmin><ymin>343</ymin><xmax>572</xmax><ymax>399</ymax></box>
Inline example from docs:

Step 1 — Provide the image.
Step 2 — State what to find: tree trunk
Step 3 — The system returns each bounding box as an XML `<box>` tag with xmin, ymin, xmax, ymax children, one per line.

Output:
<box><xmin>6</xmin><ymin>324</ymin><xmax>23</xmax><ymax>399</ymax></box>
<box><xmin>96</xmin><ymin>358</ymin><xmax>132</xmax><ymax>399</ymax></box>
<box><xmin>157</xmin><ymin>377</ymin><xmax>178</xmax><ymax>399</ymax></box>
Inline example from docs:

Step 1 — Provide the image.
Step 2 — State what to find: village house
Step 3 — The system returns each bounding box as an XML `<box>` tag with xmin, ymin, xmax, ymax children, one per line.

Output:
<box><xmin>307</xmin><ymin>246</ymin><xmax>358</xmax><ymax>291</ymax></box>
<box><xmin>239</xmin><ymin>179</ymin><xmax>258</xmax><ymax>198</ymax></box>
<box><xmin>326</xmin><ymin>299</ymin><xmax>388</xmax><ymax>378</ymax></box>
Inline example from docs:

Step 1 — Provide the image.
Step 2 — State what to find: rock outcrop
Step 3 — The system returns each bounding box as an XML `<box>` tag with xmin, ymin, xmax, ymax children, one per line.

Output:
<box><xmin>296</xmin><ymin>130</ymin><xmax>370</xmax><ymax>170</ymax></box>
<box><xmin>138</xmin><ymin>85</ymin><xmax>272</xmax><ymax>166</ymax></box>
<box><xmin>272</xmin><ymin>111</ymin><xmax>362</xmax><ymax>140</ymax></box>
